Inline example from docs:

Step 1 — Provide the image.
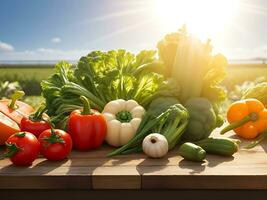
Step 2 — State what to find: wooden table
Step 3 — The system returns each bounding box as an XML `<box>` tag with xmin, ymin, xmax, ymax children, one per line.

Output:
<box><xmin>1</xmin><ymin>129</ymin><xmax>267</xmax><ymax>190</ymax></box>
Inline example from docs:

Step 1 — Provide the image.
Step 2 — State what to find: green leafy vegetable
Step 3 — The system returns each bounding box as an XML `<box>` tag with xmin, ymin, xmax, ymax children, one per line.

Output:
<box><xmin>156</xmin><ymin>27</ymin><xmax>227</xmax><ymax>142</ymax></box>
<box><xmin>157</xmin><ymin>26</ymin><xmax>227</xmax><ymax>105</ymax></box>
<box><xmin>242</xmin><ymin>82</ymin><xmax>267</xmax><ymax>105</ymax></box>
<box><xmin>42</xmin><ymin>50</ymin><xmax>178</xmax><ymax>127</ymax></box>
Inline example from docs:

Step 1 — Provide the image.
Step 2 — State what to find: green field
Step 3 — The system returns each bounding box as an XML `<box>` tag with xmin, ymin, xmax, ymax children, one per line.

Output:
<box><xmin>223</xmin><ymin>63</ymin><xmax>267</xmax><ymax>90</ymax></box>
<box><xmin>0</xmin><ymin>65</ymin><xmax>54</xmax><ymax>95</ymax></box>
<box><xmin>0</xmin><ymin>65</ymin><xmax>54</xmax><ymax>81</ymax></box>
<box><xmin>1</xmin><ymin>63</ymin><xmax>267</xmax><ymax>94</ymax></box>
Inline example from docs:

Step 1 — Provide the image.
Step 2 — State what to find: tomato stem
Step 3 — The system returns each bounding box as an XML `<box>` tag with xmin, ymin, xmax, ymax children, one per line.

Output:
<box><xmin>1</xmin><ymin>143</ymin><xmax>20</xmax><ymax>159</ymax></box>
<box><xmin>9</xmin><ymin>90</ymin><xmax>25</xmax><ymax>110</ymax></box>
<box><xmin>51</xmin><ymin>128</ymin><xmax>56</xmax><ymax>136</ymax></box>
<box><xmin>15</xmin><ymin>132</ymin><xmax>26</xmax><ymax>138</ymax></box>
<box><xmin>43</xmin><ymin>128</ymin><xmax>65</xmax><ymax>144</ymax></box>
<box><xmin>80</xmin><ymin>96</ymin><xmax>91</xmax><ymax>115</ymax></box>
<box><xmin>220</xmin><ymin>112</ymin><xmax>258</xmax><ymax>135</ymax></box>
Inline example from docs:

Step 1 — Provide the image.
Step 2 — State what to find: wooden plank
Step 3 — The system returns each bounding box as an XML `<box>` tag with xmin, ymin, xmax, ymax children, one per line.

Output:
<box><xmin>0</xmin><ymin>175</ymin><xmax>90</xmax><ymax>189</ymax></box>
<box><xmin>0</xmin><ymin>146</ymin><xmax>147</xmax><ymax>167</ymax></box>
<box><xmin>140</xmin><ymin>129</ymin><xmax>267</xmax><ymax>189</ymax></box>
<box><xmin>3</xmin><ymin>189</ymin><xmax>267</xmax><ymax>200</ymax></box>
<box><xmin>140</xmin><ymin>162</ymin><xmax>267</xmax><ymax>189</ymax></box>
<box><xmin>0</xmin><ymin>127</ymin><xmax>267</xmax><ymax>189</ymax></box>
<box><xmin>142</xmin><ymin>174</ymin><xmax>267</xmax><ymax>189</ymax></box>
<box><xmin>0</xmin><ymin>166</ymin><xmax>93</xmax><ymax>189</ymax></box>
<box><xmin>92</xmin><ymin>166</ymin><xmax>140</xmax><ymax>189</ymax></box>
<box><xmin>0</xmin><ymin>147</ymin><xmax>266</xmax><ymax>168</ymax></box>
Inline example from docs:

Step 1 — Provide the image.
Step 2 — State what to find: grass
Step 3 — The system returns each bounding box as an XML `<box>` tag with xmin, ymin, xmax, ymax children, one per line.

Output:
<box><xmin>24</xmin><ymin>96</ymin><xmax>45</xmax><ymax>109</ymax></box>
<box><xmin>0</xmin><ymin>65</ymin><xmax>55</xmax><ymax>95</ymax></box>
<box><xmin>0</xmin><ymin>65</ymin><xmax>54</xmax><ymax>81</ymax></box>
<box><xmin>223</xmin><ymin>63</ymin><xmax>267</xmax><ymax>90</ymax></box>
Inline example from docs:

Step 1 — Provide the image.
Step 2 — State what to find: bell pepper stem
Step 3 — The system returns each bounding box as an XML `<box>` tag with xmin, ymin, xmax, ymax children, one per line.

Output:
<box><xmin>220</xmin><ymin>112</ymin><xmax>258</xmax><ymax>135</ymax></box>
<box><xmin>31</xmin><ymin>104</ymin><xmax>47</xmax><ymax>121</ymax></box>
<box><xmin>80</xmin><ymin>96</ymin><xmax>91</xmax><ymax>115</ymax></box>
<box><xmin>9</xmin><ymin>90</ymin><xmax>25</xmax><ymax>109</ymax></box>
<box><xmin>245</xmin><ymin>131</ymin><xmax>267</xmax><ymax>149</ymax></box>
<box><xmin>116</xmin><ymin>111</ymin><xmax>132</xmax><ymax>123</ymax></box>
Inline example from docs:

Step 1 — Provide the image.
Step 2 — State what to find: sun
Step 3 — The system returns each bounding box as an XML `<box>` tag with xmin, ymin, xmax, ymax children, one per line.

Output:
<box><xmin>154</xmin><ymin>0</ymin><xmax>240</xmax><ymax>39</ymax></box>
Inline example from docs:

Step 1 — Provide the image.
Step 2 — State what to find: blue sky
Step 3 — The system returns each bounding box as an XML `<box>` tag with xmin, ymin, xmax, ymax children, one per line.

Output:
<box><xmin>0</xmin><ymin>0</ymin><xmax>267</xmax><ymax>61</ymax></box>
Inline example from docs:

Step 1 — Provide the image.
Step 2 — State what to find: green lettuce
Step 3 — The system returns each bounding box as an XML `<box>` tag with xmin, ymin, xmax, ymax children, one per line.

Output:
<box><xmin>157</xmin><ymin>26</ymin><xmax>228</xmax><ymax>105</ymax></box>
<box><xmin>242</xmin><ymin>82</ymin><xmax>267</xmax><ymax>105</ymax></box>
<box><xmin>41</xmin><ymin>50</ymin><xmax>178</xmax><ymax>128</ymax></box>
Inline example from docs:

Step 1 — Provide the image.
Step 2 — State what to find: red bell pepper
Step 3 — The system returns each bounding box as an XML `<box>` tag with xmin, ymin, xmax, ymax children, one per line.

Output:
<box><xmin>20</xmin><ymin>104</ymin><xmax>51</xmax><ymax>137</ymax></box>
<box><xmin>68</xmin><ymin>96</ymin><xmax>107</xmax><ymax>151</ymax></box>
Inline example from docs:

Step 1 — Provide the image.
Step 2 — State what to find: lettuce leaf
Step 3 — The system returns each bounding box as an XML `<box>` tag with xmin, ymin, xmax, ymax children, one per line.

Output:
<box><xmin>157</xmin><ymin>27</ymin><xmax>227</xmax><ymax>105</ymax></box>
<box><xmin>41</xmin><ymin>50</ymin><xmax>178</xmax><ymax>128</ymax></box>
<box><xmin>242</xmin><ymin>82</ymin><xmax>267</xmax><ymax>105</ymax></box>
<box><xmin>201</xmin><ymin>54</ymin><xmax>227</xmax><ymax>103</ymax></box>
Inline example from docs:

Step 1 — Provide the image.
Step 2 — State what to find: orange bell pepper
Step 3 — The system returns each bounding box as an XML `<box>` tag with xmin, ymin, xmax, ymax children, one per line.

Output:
<box><xmin>0</xmin><ymin>112</ymin><xmax>20</xmax><ymax>144</ymax></box>
<box><xmin>0</xmin><ymin>91</ymin><xmax>34</xmax><ymax>124</ymax></box>
<box><xmin>0</xmin><ymin>91</ymin><xmax>34</xmax><ymax>144</ymax></box>
<box><xmin>221</xmin><ymin>98</ymin><xmax>267</xmax><ymax>139</ymax></box>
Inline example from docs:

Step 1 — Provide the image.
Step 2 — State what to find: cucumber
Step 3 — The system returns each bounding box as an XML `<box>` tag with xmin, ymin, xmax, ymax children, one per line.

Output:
<box><xmin>195</xmin><ymin>137</ymin><xmax>239</xmax><ymax>156</ymax></box>
<box><xmin>178</xmin><ymin>142</ymin><xmax>206</xmax><ymax>162</ymax></box>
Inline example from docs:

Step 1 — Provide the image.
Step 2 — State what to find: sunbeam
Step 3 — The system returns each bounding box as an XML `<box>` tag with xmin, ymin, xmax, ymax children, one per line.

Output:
<box><xmin>240</xmin><ymin>1</ymin><xmax>267</xmax><ymax>16</ymax></box>
<box><xmin>154</xmin><ymin>0</ymin><xmax>240</xmax><ymax>39</ymax></box>
<box><xmin>87</xmin><ymin>19</ymin><xmax>153</xmax><ymax>46</ymax></box>
<box><xmin>80</xmin><ymin>7</ymin><xmax>149</xmax><ymax>25</ymax></box>
<box><xmin>80</xmin><ymin>0</ymin><xmax>266</xmax><ymax>54</ymax></box>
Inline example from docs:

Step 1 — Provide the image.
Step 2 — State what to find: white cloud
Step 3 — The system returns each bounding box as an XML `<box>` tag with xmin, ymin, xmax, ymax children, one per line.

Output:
<box><xmin>0</xmin><ymin>48</ymin><xmax>90</xmax><ymax>60</ymax></box>
<box><xmin>0</xmin><ymin>41</ymin><xmax>14</xmax><ymax>52</ymax></box>
<box><xmin>51</xmin><ymin>37</ymin><xmax>61</xmax><ymax>43</ymax></box>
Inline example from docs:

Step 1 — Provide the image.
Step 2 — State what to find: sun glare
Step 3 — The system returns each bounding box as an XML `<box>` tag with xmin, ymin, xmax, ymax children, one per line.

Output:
<box><xmin>154</xmin><ymin>0</ymin><xmax>240</xmax><ymax>39</ymax></box>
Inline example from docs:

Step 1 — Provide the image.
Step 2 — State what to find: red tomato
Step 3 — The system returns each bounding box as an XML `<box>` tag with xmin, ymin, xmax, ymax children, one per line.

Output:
<box><xmin>38</xmin><ymin>129</ymin><xmax>72</xmax><ymax>161</ymax></box>
<box><xmin>20</xmin><ymin>117</ymin><xmax>51</xmax><ymax>137</ymax></box>
<box><xmin>4</xmin><ymin>132</ymin><xmax>40</xmax><ymax>166</ymax></box>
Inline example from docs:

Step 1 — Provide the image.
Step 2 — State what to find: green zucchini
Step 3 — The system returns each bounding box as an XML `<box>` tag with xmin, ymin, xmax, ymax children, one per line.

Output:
<box><xmin>178</xmin><ymin>142</ymin><xmax>206</xmax><ymax>162</ymax></box>
<box><xmin>195</xmin><ymin>137</ymin><xmax>239</xmax><ymax>156</ymax></box>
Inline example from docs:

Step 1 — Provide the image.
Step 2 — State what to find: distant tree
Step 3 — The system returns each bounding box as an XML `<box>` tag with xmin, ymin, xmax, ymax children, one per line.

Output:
<box><xmin>252</xmin><ymin>57</ymin><xmax>267</xmax><ymax>64</ymax></box>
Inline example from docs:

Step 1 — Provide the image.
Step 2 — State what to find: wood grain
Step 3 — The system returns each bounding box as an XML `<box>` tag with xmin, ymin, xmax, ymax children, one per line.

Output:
<box><xmin>92</xmin><ymin>166</ymin><xmax>140</xmax><ymax>189</ymax></box>
<box><xmin>0</xmin><ymin>128</ymin><xmax>267</xmax><ymax>189</ymax></box>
